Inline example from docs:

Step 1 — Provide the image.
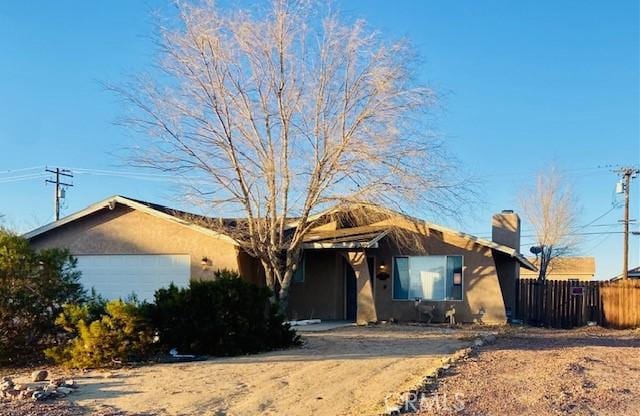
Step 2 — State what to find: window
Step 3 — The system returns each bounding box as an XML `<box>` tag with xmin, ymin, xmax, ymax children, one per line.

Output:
<box><xmin>393</xmin><ymin>255</ymin><xmax>463</xmax><ymax>301</ymax></box>
<box><xmin>293</xmin><ymin>254</ymin><xmax>305</xmax><ymax>283</ymax></box>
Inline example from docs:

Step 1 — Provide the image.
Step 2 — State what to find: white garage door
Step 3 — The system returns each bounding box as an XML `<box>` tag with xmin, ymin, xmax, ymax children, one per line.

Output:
<box><xmin>75</xmin><ymin>254</ymin><xmax>191</xmax><ymax>302</ymax></box>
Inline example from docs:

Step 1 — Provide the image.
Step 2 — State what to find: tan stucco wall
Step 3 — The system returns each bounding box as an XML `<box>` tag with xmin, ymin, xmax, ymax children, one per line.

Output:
<box><xmin>287</xmin><ymin>250</ymin><xmax>344</xmax><ymax>321</ymax></box>
<box><xmin>493</xmin><ymin>251</ymin><xmax>519</xmax><ymax>318</ymax></box>
<box><xmin>290</xmin><ymin>225</ymin><xmax>510</xmax><ymax>324</ymax></box>
<box><xmin>29</xmin><ymin>204</ymin><xmax>512</xmax><ymax>324</ymax></box>
<box><xmin>371</xmin><ymin>230</ymin><xmax>507</xmax><ymax>324</ymax></box>
<box><xmin>28</xmin><ymin>205</ymin><xmax>261</xmax><ymax>283</ymax></box>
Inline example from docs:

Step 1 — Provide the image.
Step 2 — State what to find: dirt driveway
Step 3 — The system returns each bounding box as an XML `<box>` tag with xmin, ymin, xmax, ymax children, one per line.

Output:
<box><xmin>0</xmin><ymin>325</ymin><xmax>466</xmax><ymax>416</ymax></box>
<box><xmin>417</xmin><ymin>327</ymin><xmax>640</xmax><ymax>416</ymax></box>
<box><xmin>68</xmin><ymin>325</ymin><xmax>468</xmax><ymax>415</ymax></box>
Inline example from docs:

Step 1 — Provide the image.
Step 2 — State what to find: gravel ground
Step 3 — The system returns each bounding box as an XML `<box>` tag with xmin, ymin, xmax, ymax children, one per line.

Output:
<box><xmin>0</xmin><ymin>400</ymin><xmax>132</xmax><ymax>416</ymax></box>
<box><xmin>4</xmin><ymin>326</ymin><xmax>637</xmax><ymax>416</ymax></box>
<box><xmin>1</xmin><ymin>325</ymin><xmax>472</xmax><ymax>416</ymax></box>
<box><xmin>417</xmin><ymin>327</ymin><xmax>640</xmax><ymax>416</ymax></box>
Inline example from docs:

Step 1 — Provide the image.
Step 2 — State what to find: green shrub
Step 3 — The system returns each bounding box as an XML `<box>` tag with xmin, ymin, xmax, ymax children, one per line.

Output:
<box><xmin>147</xmin><ymin>270</ymin><xmax>300</xmax><ymax>356</ymax></box>
<box><xmin>45</xmin><ymin>299</ymin><xmax>154</xmax><ymax>368</ymax></box>
<box><xmin>0</xmin><ymin>229</ymin><xmax>84</xmax><ymax>364</ymax></box>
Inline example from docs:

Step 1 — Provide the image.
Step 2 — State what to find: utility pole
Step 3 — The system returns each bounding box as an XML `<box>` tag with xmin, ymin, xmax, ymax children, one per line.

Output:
<box><xmin>45</xmin><ymin>167</ymin><xmax>73</xmax><ymax>221</ymax></box>
<box><xmin>615</xmin><ymin>167</ymin><xmax>639</xmax><ymax>280</ymax></box>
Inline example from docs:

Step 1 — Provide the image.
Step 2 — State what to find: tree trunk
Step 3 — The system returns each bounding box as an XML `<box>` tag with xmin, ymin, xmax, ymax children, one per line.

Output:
<box><xmin>261</xmin><ymin>260</ymin><xmax>277</xmax><ymax>304</ymax></box>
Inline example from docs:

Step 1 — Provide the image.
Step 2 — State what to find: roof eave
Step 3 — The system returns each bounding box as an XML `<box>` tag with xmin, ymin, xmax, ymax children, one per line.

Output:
<box><xmin>23</xmin><ymin>195</ymin><xmax>238</xmax><ymax>245</ymax></box>
<box><xmin>302</xmin><ymin>241</ymin><xmax>379</xmax><ymax>249</ymax></box>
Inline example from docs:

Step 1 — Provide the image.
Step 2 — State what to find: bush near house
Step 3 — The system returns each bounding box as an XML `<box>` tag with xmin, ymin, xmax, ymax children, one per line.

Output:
<box><xmin>0</xmin><ymin>229</ymin><xmax>84</xmax><ymax>365</ymax></box>
<box><xmin>47</xmin><ymin>270</ymin><xmax>299</xmax><ymax>368</ymax></box>
<box><xmin>45</xmin><ymin>298</ymin><xmax>154</xmax><ymax>368</ymax></box>
<box><xmin>147</xmin><ymin>270</ymin><xmax>300</xmax><ymax>356</ymax></box>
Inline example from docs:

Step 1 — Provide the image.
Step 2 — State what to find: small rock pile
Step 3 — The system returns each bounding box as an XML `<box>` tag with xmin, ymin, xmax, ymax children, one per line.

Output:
<box><xmin>1</xmin><ymin>370</ymin><xmax>78</xmax><ymax>402</ymax></box>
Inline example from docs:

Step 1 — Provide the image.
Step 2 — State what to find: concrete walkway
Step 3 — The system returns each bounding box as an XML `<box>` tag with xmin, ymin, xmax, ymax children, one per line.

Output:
<box><xmin>292</xmin><ymin>320</ymin><xmax>356</xmax><ymax>332</ymax></box>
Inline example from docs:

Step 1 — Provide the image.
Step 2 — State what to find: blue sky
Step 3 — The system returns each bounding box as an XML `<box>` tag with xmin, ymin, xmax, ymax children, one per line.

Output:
<box><xmin>0</xmin><ymin>1</ymin><xmax>638</xmax><ymax>279</ymax></box>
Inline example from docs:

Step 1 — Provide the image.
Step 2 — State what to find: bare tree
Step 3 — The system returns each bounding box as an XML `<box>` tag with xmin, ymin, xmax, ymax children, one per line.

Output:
<box><xmin>113</xmin><ymin>0</ymin><xmax>465</xmax><ymax>307</ymax></box>
<box><xmin>519</xmin><ymin>166</ymin><xmax>580</xmax><ymax>280</ymax></box>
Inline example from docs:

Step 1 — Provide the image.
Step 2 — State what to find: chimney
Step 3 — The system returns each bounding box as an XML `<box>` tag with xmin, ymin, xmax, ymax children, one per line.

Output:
<box><xmin>492</xmin><ymin>210</ymin><xmax>521</xmax><ymax>251</ymax></box>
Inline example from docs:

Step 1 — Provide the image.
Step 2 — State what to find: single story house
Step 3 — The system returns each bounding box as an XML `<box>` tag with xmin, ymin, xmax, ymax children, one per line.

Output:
<box><xmin>610</xmin><ymin>266</ymin><xmax>640</xmax><ymax>281</ymax></box>
<box><xmin>520</xmin><ymin>257</ymin><xmax>596</xmax><ymax>281</ymax></box>
<box><xmin>25</xmin><ymin>196</ymin><xmax>536</xmax><ymax>324</ymax></box>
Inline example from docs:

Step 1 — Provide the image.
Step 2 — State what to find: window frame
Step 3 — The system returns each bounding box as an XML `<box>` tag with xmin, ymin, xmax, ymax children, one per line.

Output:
<box><xmin>391</xmin><ymin>255</ymin><xmax>465</xmax><ymax>302</ymax></box>
<box><xmin>293</xmin><ymin>253</ymin><xmax>306</xmax><ymax>283</ymax></box>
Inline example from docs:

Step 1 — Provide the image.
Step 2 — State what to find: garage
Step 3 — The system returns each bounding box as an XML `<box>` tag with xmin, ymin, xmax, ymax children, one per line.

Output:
<box><xmin>75</xmin><ymin>254</ymin><xmax>191</xmax><ymax>302</ymax></box>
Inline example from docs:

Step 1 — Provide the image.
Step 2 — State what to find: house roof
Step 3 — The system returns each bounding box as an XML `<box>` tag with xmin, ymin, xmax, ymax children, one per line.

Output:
<box><xmin>23</xmin><ymin>195</ymin><xmax>238</xmax><ymax>245</ymax></box>
<box><xmin>23</xmin><ymin>195</ymin><xmax>536</xmax><ymax>271</ymax></box>
<box><xmin>610</xmin><ymin>265</ymin><xmax>640</xmax><ymax>281</ymax></box>
<box><xmin>292</xmin><ymin>204</ymin><xmax>537</xmax><ymax>271</ymax></box>
<box><xmin>520</xmin><ymin>257</ymin><xmax>596</xmax><ymax>277</ymax></box>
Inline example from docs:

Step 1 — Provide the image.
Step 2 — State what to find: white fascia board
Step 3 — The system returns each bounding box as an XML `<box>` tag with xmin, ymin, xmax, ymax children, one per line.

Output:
<box><xmin>23</xmin><ymin>195</ymin><xmax>238</xmax><ymax>246</ymax></box>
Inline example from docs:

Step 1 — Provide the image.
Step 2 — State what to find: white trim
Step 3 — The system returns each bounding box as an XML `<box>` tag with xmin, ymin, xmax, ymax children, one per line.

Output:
<box><xmin>286</xmin><ymin>204</ymin><xmax>536</xmax><ymax>271</ymax></box>
<box><xmin>391</xmin><ymin>254</ymin><xmax>465</xmax><ymax>302</ymax></box>
<box><xmin>23</xmin><ymin>195</ymin><xmax>238</xmax><ymax>245</ymax></box>
<box><xmin>302</xmin><ymin>241</ymin><xmax>379</xmax><ymax>249</ymax></box>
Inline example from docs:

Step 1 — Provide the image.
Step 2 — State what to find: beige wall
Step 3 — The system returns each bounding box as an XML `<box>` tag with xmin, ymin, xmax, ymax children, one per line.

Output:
<box><xmin>290</xmin><ymin>228</ymin><xmax>510</xmax><ymax>324</ymax></box>
<box><xmin>28</xmin><ymin>205</ymin><xmax>261</xmax><ymax>284</ymax></box>
<box><xmin>29</xmin><ymin>204</ymin><xmax>512</xmax><ymax>324</ymax></box>
<box><xmin>287</xmin><ymin>250</ymin><xmax>344</xmax><ymax>320</ymax></box>
<box><xmin>371</xmin><ymin>230</ymin><xmax>507</xmax><ymax>324</ymax></box>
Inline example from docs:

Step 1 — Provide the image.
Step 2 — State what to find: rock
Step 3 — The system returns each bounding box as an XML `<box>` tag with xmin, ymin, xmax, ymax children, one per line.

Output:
<box><xmin>1</xmin><ymin>380</ymin><xmax>14</xmax><ymax>392</ymax></box>
<box><xmin>13</xmin><ymin>383</ymin><xmax>27</xmax><ymax>391</ymax></box>
<box><xmin>62</xmin><ymin>379</ymin><xmax>77</xmax><ymax>389</ymax></box>
<box><xmin>31</xmin><ymin>370</ymin><xmax>48</xmax><ymax>382</ymax></box>
<box><xmin>474</xmin><ymin>338</ymin><xmax>484</xmax><ymax>347</ymax></box>
<box><xmin>56</xmin><ymin>386</ymin><xmax>74</xmax><ymax>396</ymax></box>
<box><xmin>483</xmin><ymin>334</ymin><xmax>497</xmax><ymax>344</ymax></box>
<box><xmin>49</xmin><ymin>377</ymin><xmax>64</xmax><ymax>387</ymax></box>
<box><xmin>44</xmin><ymin>384</ymin><xmax>59</xmax><ymax>392</ymax></box>
<box><xmin>32</xmin><ymin>390</ymin><xmax>51</xmax><ymax>401</ymax></box>
<box><xmin>4</xmin><ymin>389</ymin><xmax>21</xmax><ymax>400</ymax></box>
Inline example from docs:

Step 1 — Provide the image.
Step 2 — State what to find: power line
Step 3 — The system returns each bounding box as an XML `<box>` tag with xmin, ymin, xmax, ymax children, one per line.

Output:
<box><xmin>0</xmin><ymin>173</ymin><xmax>47</xmax><ymax>184</ymax></box>
<box><xmin>45</xmin><ymin>167</ymin><xmax>74</xmax><ymax>221</ymax></box>
<box><xmin>0</xmin><ymin>166</ymin><xmax>44</xmax><ymax>175</ymax></box>
<box><xmin>614</xmin><ymin>166</ymin><xmax>640</xmax><ymax>279</ymax></box>
<box><xmin>472</xmin><ymin>204</ymin><xmax>623</xmax><ymax>238</ymax></box>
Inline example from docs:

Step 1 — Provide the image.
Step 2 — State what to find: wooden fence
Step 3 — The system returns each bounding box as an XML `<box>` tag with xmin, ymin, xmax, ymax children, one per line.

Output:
<box><xmin>516</xmin><ymin>279</ymin><xmax>640</xmax><ymax>329</ymax></box>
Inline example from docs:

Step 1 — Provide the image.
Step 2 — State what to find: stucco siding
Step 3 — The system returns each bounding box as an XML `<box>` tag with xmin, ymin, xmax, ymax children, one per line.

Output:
<box><xmin>371</xmin><ymin>230</ymin><xmax>506</xmax><ymax>324</ymax></box>
<box><xmin>287</xmin><ymin>250</ymin><xmax>344</xmax><ymax>320</ymax></box>
<box><xmin>290</xmin><ymin>227</ymin><xmax>509</xmax><ymax>323</ymax></box>
<box><xmin>29</xmin><ymin>205</ymin><xmax>245</xmax><ymax>281</ymax></box>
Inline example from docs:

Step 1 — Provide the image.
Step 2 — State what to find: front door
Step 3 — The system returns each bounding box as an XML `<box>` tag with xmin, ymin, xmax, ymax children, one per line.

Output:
<box><xmin>344</xmin><ymin>256</ymin><xmax>376</xmax><ymax>321</ymax></box>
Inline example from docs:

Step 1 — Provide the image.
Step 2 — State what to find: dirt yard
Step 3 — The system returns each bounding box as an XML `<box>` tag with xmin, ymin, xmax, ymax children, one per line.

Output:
<box><xmin>416</xmin><ymin>327</ymin><xmax>640</xmax><ymax>416</ymax></box>
<box><xmin>1</xmin><ymin>325</ymin><xmax>472</xmax><ymax>416</ymax></box>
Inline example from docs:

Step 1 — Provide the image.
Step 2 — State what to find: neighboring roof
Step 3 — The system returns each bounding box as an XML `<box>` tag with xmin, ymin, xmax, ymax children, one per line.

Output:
<box><xmin>292</xmin><ymin>204</ymin><xmax>537</xmax><ymax>271</ymax></box>
<box><xmin>302</xmin><ymin>225</ymin><xmax>389</xmax><ymax>249</ymax></box>
<box><xmin>23</xmin><ymin>195</ymin><xmax>238</xmax><ymax>245</ymax></box>
<box><xmin>521</xmin><ymin>257</ymin><xmax>596</xmax><ymax>277</ymax></box>
<box><xmin>610</xmin><ymin>266</ymin><xmax>640</xmax><ymax>281</ymax></box>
